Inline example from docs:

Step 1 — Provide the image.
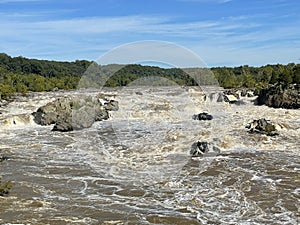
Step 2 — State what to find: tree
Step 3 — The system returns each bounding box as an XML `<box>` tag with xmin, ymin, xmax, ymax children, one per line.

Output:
<box><xmin>269</xmin><ymin>71</ymin><xmax>279</xmax><ymax>84</ymax></box>
<box><xmin>292</xmin><ymin>65</ymin><xmax>300</xmax><ymax>84</ymax></box>
<box><xmin>0</xmin><ymin>84</ymin><xmax>16</xmax><ymax>99</ymax></box>
<box><xmin>278</xmin><ymin>69</ymin><xmax>292</xmax><ymax>85</ymax></box>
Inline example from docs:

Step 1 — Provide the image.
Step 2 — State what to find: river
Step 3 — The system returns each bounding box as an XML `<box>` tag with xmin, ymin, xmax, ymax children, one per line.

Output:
<box><xmin>0</xmin><ymin>86</ymin><xmax>299</xmax><ymax>224</ymax></box>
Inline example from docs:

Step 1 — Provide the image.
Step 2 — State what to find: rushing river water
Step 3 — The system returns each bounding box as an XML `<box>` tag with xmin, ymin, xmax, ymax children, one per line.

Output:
<box><xmin>0</xmin><ymin>86</ymin><xmax>299</xmax><ymax>225</ymax></box>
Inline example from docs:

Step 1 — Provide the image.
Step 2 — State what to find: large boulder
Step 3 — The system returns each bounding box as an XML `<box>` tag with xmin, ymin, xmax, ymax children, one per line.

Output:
<box><xmin>190</xmin><ymin>141</ymin><xmax>221</xmax><ymax>157</ymax></box>
<box><xmin>257</xmin><ymin>83</ymin><xmax>300</xmax><ymax>109</ymax></box>
<box><xmin>33</xmin><ymin>97</ymin><xmax>72</xmax><ymax>126</ymax></box>
<box><xmin>245</xmin><ymin>118</ymin><xmax>278</xmax><ymax>136</ymax></box>
<box><xmin>33</xmin><ymin>94</ymin><xmax>118</xmax><ymax>132</ymax></box>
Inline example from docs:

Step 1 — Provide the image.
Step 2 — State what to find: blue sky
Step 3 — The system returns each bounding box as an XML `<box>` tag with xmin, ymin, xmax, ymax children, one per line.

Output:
<box><xmin>0</xmin><ymin>0</ymin><xmax>299</xmax><ymax>66</ymax></box>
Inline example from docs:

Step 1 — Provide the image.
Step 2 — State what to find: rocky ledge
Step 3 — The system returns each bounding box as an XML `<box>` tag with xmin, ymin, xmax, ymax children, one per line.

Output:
<box><xmin>33</xmin><ymin>94</ymin><xmax>118</xmax><ymax>132</ymax></box>
<box><xmin>257</xmin><ymin>83</ymin><xmax>300</xmax><ymax>109</ymax></box>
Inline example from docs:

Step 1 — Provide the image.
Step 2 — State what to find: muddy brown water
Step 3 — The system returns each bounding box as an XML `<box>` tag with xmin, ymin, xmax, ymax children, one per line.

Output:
<box><xmin>0</xmin><ymin>87</ymin><xmax>299</xmax><ymax>224</ymax></box>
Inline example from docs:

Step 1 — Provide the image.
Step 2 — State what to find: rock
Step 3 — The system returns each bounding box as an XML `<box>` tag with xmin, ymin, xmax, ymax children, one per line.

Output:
<box><xmin>33</xmin><ymin>94</ymin><xmax>118</xmax><ymax>132</ymax></box>
<box><xmin>224</xmin><ymin>94</ymin><xmax>239</xmax><ymax>103</ymax></box>
<box><xmin>0</xmin><ymin>179</ymin><xmax>12</xmax><ymax>196</ymax></box>
<box><xmin>192</xmin><ymin>112</ymin><xmax>213</xmax><ymax>120</ymax></box>
<box><xmin>33</xmin><ymin>97</ymin><xmax>72</xmax><ymax>126</ymax></box>
<box><xmin>246</xmin><ymin>118</ymin><xmax>278</xmax><ymax>136</ymax></box>
<box><xmin>0</xmin><ymin>100</ymin><xmax>8</xmax><ymax>108</ymax></box>
<box><xmin>231</xmin><ymin>100</ymin><xmax>246</xmax><ymax>105</ymax></box>
<box><xmin>224</xmin><ymin>90</ymin><xmax>240</xmax><ymax>100</ymax></box>
<box><xmin>135</xmin><ymin>91</ymin><xmax>143</xmax><ymax>95</ymax></box>
<box><xmin>257</xmin><ymin>83</ymin><xmax>300</xmax><ymax>109</ymax></box>
<box><xmin>217</xmin><ymin>93</ymin><xmax>225</xmax><ymax>102</ymax></box>
<box><xmin>247</xmin><ymin>91</ymin><xmax>255</xmax><ymax>97</ymax></box>
<box><xmin>190</xmin><ymin>141</ymin><xmax>221</xmax><ymax>156</ymax></box>
<box><xmin>240</xmin><ymin>89</ymin><xmax>248</xmax><ymax>97</ymax></box>
<box><xmin>0</xmin><ymin>155</ymin><xmax>8</xmax><ymax>162</ymax></box>
<box><xmin>207</xmin><ymin>93</ymin><xmax>225</xmax><ymax>102</ymax></box>
<box><xmin>239</xmin><ymin>88</ymin><xmax>255</xmax><ymax>97</ymax></box>
<box><xmin>104</xmin><ymin>100</ymin><xmax>119</xmax><ymax>111</ymax></box>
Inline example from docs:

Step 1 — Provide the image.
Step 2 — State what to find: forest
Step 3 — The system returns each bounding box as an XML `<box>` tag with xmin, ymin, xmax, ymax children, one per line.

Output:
<box><xmin>0</xmin><ymin>53</ymin><xmax>299</xmax><ymax>100</ymax></box>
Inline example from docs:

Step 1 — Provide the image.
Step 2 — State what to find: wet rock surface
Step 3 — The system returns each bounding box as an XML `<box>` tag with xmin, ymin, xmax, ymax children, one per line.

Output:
<box><xmin>33</xmin><ymin>94</ymin><xmax>118</xmax><ymax>131</ymax></box>
<box><xmin>246</xmin><ymin>118</ymin><xmax>278</xmax><ymax>136</ymax></box>
<box><xmin>257</xmin><ymin>83</ymin><xmax>300</xmax><ymax>109</ymax></box>
<box><xmin>190</xmin><ymin>141</ymin><xmax>221</xmax><ymax>156</ymax></box>
<box><xmin>0</xmin><ymin>155</ymin><xmax>9</xmax><ymax>162</ymax></box>
<box><xmin>192</xmin><ymin>112</ymin><xmax>213</xmax><ymax>121</ymax></box>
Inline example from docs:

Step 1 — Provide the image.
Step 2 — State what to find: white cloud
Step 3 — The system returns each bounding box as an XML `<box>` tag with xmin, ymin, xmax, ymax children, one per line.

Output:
<box><xmin>0</xmin><ymin>12</ymin><xmax>299</xmax><ymax>65</ymax></box>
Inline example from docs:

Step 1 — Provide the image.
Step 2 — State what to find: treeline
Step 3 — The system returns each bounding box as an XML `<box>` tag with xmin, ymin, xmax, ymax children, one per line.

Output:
<box><xmin>0</xmin><ymin>53</ymin><xmax>90</xmax><ymax>78</ymax></box>
<box><xmin>212</xmin><ymin>64</ymin><xmax>300</xmax><ymax>89</ymax></box>
<box><xmin>0</xmin><ymin>53</ymin><xmax>88</xmax><ymax>99</ymax></box>
<box><xmin>0</xmin><ymin>53</ymin><xmax>299</xmax><ymax>100</ymax></box>
<box><xmin>84</xmin><ymin>63</ymin><xmax>300</xmax><ymax>88</ymax></box>
<box><xmin>105</xmin><ymin>64</ymin><xmax>198</xmax><ymax>87</ymax></box>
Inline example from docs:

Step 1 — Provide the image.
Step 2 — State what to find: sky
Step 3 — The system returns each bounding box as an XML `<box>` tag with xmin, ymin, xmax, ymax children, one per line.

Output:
<box><xmin>0</xmin><ymin>0</ymin><xmax>299</xmax><ymax>67</ymax></box>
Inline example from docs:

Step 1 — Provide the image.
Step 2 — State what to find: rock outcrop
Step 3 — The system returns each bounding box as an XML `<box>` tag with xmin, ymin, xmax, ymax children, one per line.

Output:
<box><xmin>190</xmin><ymin>141</ymin><xmax>221</xmax><ymax>156</ymax></box>
<box><xmin>33</xmin><ymin>94</ymin><xmax>118</xmax><ymax>132</ymax></box>
<box><xmin>246</xmin><ymin>118</ymin><xmax>278</xmax><ymax>136</ymax></box>
<box><xmin>192</xmin><ymin>112</ymin><xmax>213</xmax><ymax>121</ymax></box>
<box><xmin>257</xmin><ymin>83</ymin><xmax>300</xmax><ymax>109</ymax></box>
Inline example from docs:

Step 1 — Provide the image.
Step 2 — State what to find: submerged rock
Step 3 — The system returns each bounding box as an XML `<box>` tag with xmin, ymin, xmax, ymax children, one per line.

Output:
<box><xmin>33</xmin><ymin>94</ymin><xmax>118</xmax><ymax>132</ymax></box>
<box><xmin>135</xmin><ymin>91</ymin><xmax>143</xmax><ymax>95</ymax></box>
<box><xmin>192</xmin><ymin>112</ymin><xmax>213</xmax><ymax>121</ymax></box>
<box><xmin>257</xmin><ymin>83</ymin><xmax>300</xmax><ymax>109</ymax></box>
<box><xmin>0</xmin><ymin>155</ymin><xmax>8</xmax><ymax>162</ymax></box>
<box><xmin>246</xmin><ymin>118</ymin><xmax>278</xmax><ymax>136</ymax></box>
<box><xmin>190</xmin><ymin>141</ymin><xmax>221</xmax><ymax>156</ymax></box>
<box><xmin>0</xmin><ymin>179</ymin><xmax>12</xmax><ymax>196</ymax></box>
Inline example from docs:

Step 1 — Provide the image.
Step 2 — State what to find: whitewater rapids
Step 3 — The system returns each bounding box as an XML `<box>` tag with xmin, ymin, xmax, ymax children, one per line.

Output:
<box><xmin>0</xmin><ymin>86</ymin><xmax>299</xmax><ymax>225</ymax></box>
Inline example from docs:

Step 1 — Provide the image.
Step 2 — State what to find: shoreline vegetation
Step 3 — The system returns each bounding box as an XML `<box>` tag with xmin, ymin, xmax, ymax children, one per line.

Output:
<box><xmin>0</xmin><ymin>52</ymin><xmax>299</xmax><ymax>104</ymax></box>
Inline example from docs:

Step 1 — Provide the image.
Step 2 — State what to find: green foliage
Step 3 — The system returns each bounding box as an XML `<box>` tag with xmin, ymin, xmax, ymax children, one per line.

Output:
<box><xmin>0</xmin><ymin>53</ymin><xmax>90</xmax><ymax>78</ymax></box>
<box><xmin>211</xmin><ymin>63</ymin><xmax>299</xmax><ymax>89</ymax></box>
<box><xmin>0</xmin><ymin>53</ymin><xmax>83</xmax><ymax>99</ymax></box>
<box><xmin>292</xmin><ymin>65</ymin><xmax>300</xmax><ymax>84</ymax></box>
<box><xmin>269</xmin><ymin>71</ymin><xmax>279</xmax><ymax>84</ymax></box>
<box><xmin>105</xmin><ymin>64</ymin><xmax>197</xmax><ymax>87</ymax></box>
<box><xmin>0</xmin><ymin>53</ymin><xmax>299</xmax><ymax>99</ymax></box>
<box><xmin>0</xmin><ymin>83</ymin><xmax>16</xmax><ymax>99</ymax></box>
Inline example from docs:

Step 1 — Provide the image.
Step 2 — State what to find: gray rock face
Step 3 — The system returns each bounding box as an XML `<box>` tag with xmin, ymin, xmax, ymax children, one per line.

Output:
<box><xmin>190</xmin><ymin>141</ymin><xmax>221</xmax><ymax>157</ymax></box>
<box><xmin>33</xmin><ymin>94</ymin><xmax>118</xmax><ymax>132</ymax></box>
<box><xmin>246</xmin><ymin>118</ymin><xmax>278</xmax><ymax>136</ymax></box>
<box><xmin>257</xmin><ymin>83</ymin><xmax>300</xmax><ymax>109</ymax></box>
